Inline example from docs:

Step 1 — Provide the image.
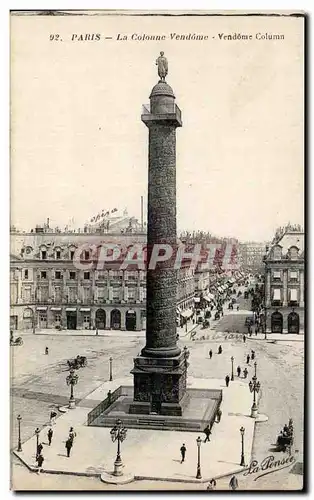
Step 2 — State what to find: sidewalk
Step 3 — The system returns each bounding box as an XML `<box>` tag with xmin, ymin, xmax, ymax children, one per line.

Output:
<box><xmin>248</xmin><ymin>333</ymin><xmax>304</xmax><ymax>342</ymax></box>
<box><xmin>14</xmin><ymin>376</ymin><xmax>257</xmax><ymax>483</ymax></box>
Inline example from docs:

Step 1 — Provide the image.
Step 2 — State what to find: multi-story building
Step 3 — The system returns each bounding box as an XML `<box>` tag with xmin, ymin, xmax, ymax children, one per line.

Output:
<box><xmin>239</xmin><ymin>241</ymin><xmax>268</xmax><ymax>272</ymax></box>
<box><xmin>10</xmin><ymin>225</ymin><xmax>195</xmax><ymax>332</ymax></box>
<box><xmin>264</xmin><ymin>229</ymin><xmax>304</xmax><ymax>333</ymax></box>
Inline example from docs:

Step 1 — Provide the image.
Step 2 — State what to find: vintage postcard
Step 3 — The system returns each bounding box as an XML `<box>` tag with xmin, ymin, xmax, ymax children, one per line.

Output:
<box><xmin>10</xmin><ymin>10</ymin><xmax>305</xmax><ymax>491</ymax></box>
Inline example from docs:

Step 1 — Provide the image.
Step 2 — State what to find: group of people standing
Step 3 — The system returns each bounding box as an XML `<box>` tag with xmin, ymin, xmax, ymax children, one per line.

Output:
<box><xmin>35</xmin><ymin>417</ymin><xmax>77</xmax><ymax>472</ymax></box>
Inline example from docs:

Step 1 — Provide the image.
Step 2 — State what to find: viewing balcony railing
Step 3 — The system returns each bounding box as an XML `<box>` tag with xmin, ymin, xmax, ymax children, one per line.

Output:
<box><xmin>142</xmin><ymin>103</ymin><xmax>182</xmax><ymax>123</ymax></box>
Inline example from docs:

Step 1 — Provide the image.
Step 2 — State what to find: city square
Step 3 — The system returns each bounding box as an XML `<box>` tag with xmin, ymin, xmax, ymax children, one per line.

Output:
<box><xmin>10</xmin><ymin>11</ymin><xmax>304</xmax><ymax>492</ymax></box>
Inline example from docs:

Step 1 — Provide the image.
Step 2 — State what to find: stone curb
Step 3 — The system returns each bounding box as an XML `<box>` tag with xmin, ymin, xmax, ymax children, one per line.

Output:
<box><xmin>13</xmin><ymin>450</ymin><xmax>250</xmax><ymax>484</ymax></box>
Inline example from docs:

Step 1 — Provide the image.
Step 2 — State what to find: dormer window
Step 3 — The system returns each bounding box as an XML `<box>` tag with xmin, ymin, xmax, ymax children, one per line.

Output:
<box><xmin>289</xmin><ymin>246</ymin><xmax>299</xmax><ymax>260</ymax></box>
<box><xmin>272</xmin><ymin>246</ymin><xmax>282</xmax><ymax>260</ymax></box>
<box><xmin>41</xmin><ymin>250</ymin><xmax>47</xmax><ymax>260</ymax></box>
<box><xmin>56</xmin><ymin>250</ymin><xmax>61</xmax><ymax>260</ymax></box>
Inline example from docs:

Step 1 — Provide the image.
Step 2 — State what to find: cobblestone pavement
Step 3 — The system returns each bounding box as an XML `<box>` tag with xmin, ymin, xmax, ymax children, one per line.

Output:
<box><xmin>10</xmin><ymin>292</ymin><xmax>304</xmax><ymax>491</ymax></box>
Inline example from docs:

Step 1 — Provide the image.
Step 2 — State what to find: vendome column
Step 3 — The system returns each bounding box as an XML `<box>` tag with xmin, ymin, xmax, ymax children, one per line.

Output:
<box><xmin>130</xmin><ymin>55</ymin><xmax>189</xmax><ymax>416</ymax></box>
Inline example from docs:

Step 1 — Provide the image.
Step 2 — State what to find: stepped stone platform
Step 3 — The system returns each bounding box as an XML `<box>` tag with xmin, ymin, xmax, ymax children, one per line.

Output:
<box><xmin>88</xmin><ymin>385</ymin><xmax>222</xmax><ymax>432</ymax></box>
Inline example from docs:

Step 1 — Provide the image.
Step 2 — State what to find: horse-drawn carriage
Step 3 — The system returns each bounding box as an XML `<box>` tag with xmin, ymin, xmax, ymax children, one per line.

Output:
<box><xmin>202</xmin><ymin>319</ymin><xmax>210</xmax><ymax>329</ymax></box>
<box><xmin>67</xmin><ymin>355</ymin><xmax>87</xmax><ymax>370</ymax></box>
<box><xmin>214</xmin><ymin>312</ymin><xmax>220</xmax><ymax>320</ymax></box>
<box><xmin>10</xmin><ymin>336</ymin><xmax>23</xmax><ymax>346</ymax></box>
<box><xmin>276</xmin><ymin>419</ymin><xmax>294</xmax><ymax>453</ymax></box>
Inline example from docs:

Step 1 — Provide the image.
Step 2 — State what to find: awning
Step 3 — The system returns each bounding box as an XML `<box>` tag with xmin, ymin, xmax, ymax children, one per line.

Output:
<box><xmin>181</xmin><ymin>308</ymin><xmax>193</xmax><ymax>318</ymax></box>
<box><xmin>273</xmin><ymin>289</ymin><xmax>281</xmax><ymax>301</ymax></box>
<box><xmin>66</xmin><ymin>307</ymin><xmax>77</xmax><ymax>312</ymax></box>
<box><xmin>194</xmin><ymin>297</ymin><xmax>200</xmax><ymax>303</ymax></box>
<box><xmin>176</xmin><ymin>308</ymin><xmax>181</xmax><ymax>314</ymax></box>
<box><xmin>80</xmin><ymin>308</ymin><xmax>91</xmax><ymax>312</ymax></box>
<box><xmin>289</xmin><ymin>289</ymin><xmax>298</xmax><ymax>301</ymax></box>
<box><xmin>36</xmin><ymin>307</ymin><xmax>47</xmax><ymax>311</ymax></box>
<box><xmin>51</xmin><ymin>307</ymin><xmax>61</xmax><ymax>311</ymax></box>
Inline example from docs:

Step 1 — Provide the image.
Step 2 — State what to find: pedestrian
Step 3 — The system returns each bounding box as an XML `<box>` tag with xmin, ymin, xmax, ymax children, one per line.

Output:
<box><xmin>255</xmin><ymin>326</ymin><xmax>258</xmax><ymax>336</ymax></box>
<box><xmin>209</xmin><ymin>349</ymin><xmax>213</xmax><ymax>359</ymax></box>
<box><xmin>204</xmin><ymin>424</ymin><xmax>211</xmax><ymax>443</ymax></box>
<box><xmin>229</xmin><ymin>475</ymin><xmax>239</xmax><ymax>490</ymax></box>
<box><xmin>216</xmin><ymin>408</ymin><xmax>222</xmax><ymax>423</ymax></box>
<box><xmin>95</xmin><ymin>327</ymin><xmax>99</xmax><ymax>336</ymax></box>
<box><xmin>36</xmin><ymin>453</ymin><xmax>44</xmax><ymax>473</ymax></box>
<box><xmin>107</xmin><ymin>390</ymin><xmax>112</xmax><ymax>404</ymax></box>
<box><xmin>218</xmin><ymin>345</ymin><xmax>222</xmax><ymax>354</ymax></box>
<box><xmin>237</xmin><ymin>305</ymin><xmax>239</xmax><ymax>311</ymax></box>
<box><xmin>45</xmin><ymin>346</ymin><xmax>49</xmax><ymax>355</ymax></box>
<box><xmin>246</xmin><ymin>354</ymin><xmax>250</xmax><ymax>364</ymax></box>
<box><xmin>243</xmin><ymin>335</ymin><xmax>246</xmax><ymax>343</ymax></box>
<box><xmin>207</xmin><ymin>479</ymin><xmax>217</xmax><ymax>490</ymax></box>
<box><xmin>47</xmin><ymin>427</ymin><xmax>53</xmax><ymax>446</ymax></box>
<box><xmin>225</xmin><ymin>375</ymin><xmax>230</xmax><ymax>387</ymax></box>
<box><xmin>65</xmin><ymin>438</ymin><xmax>73</xmax><ymax>458</ymax></box>
<box><xmin>36</xmin><ymin>442</ymin><xmax>43</xmax><ymax>459</ymax></box>
<box><xmin>69</xmin><ymin>427</ymin><xmax>76</xmax><ymax>443</ymax></box>
<box><xmin>251</xmin><ymin>350</ymin><xmax>255</xmax><ymax>360</ymax></box>
<box><xmin>243</xmin><ymin>368</ymin><xmax>248</xmax><ymax>379</ymax></box>
<box><xmin>180</xmin><ymin>443</ymin><xmax>186</xmax><ymax>463</ymax></box>
<box><xmin>50</xmin><ymin>410</ymin><xmax>57</xmax><ymax>425</ymax></box>
<box><xmin>237</xmin><ymin>366</ymin><xmax>241</xmax><ymax>377</ymax></box>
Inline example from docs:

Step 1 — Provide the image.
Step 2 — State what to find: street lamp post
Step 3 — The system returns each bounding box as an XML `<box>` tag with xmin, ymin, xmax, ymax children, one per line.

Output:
<box><xmin>231</xmin><ymin>356</ymin><xmax>234</xmax><ymax>381</ymax></box>
<box><xmin>240</xmin><ymin>426</ymin><xmax>245</xmax><ymax>466</ymax></box>
<box><xmin>66</xmin><ymin>368</ymin><xmax>79</xmax><ymax>409</ymax></box>
<box><xmin>109</xmin><ymin>357</ymin><xmax>113</xmax><ymax>382</ymax></box>
<box><xmin>35</xmin><ymin>427</ymin><xmax>40</xmax><ymax>457</ymax></box>
<box><xmin>249</xmin><ymin>362</ymin><xmax>261</xmax><ymax>418</ymax></box>
<box><xmin>196</xmin><ymin>436</ymin><xmax>202</xmax><ymax>479</ymax></box>
<box><xmin>32</xmin><ymin>310</ymin><xmax>36</xmax><ymax>334</ymax></box>
<box><xmin>110</xmin><ymin>419</ymin><xmax>127</xmax><ymax>476</ymax></box>
<box><xmin>17</xmin><ymin>415</ymin><xmax>22</xmax><ymax>452</ymax></box>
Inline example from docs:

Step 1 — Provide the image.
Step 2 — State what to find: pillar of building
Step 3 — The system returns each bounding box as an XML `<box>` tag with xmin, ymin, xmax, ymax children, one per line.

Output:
<box><xmin>299</xmin><ymin>269</ymin><xmax>304</xmax><ymax>307</ymax></box>
<box><xmin>105</xmin><ymin>308</ymin><xmax>111</xmax><ymax>329</ymax></box>
<box><xmin>130</xmin><ymin>57</ymin><xmax>189</xmax><ymax>417</ymax></box>
<box><xmin>136</xmin><ymin>309</ymin><xmax>142</xmax><ymax>331</ymax></box>
<box><xmin>266</xmin><ymin>269</ymin><xmax>271</xmax><ymax>307</ymax></box>
<box><xmin>283</xmin><ymin>269</ymin><xmax>288</xmax><ymax>306</ymax></box>
<box><xmin>121</xmin><ymin>309</ymin><xmax>126</xmax><ymax>330</ymax></box>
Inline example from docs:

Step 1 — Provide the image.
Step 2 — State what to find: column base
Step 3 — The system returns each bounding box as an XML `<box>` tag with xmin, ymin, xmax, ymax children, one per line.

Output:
<box><xmin>69</xmin><ymin>398</ymin><xmax>76</xmax><ymax>409</ymax></box>
<box><xmin>129</xmin><ymin>349</ymin><xmax>189</xmax><ymax>416</ymax></box>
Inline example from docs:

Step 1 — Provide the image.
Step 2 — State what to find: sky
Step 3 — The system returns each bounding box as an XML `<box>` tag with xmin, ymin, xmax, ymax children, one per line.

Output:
<box><xmin>10</xmin><ymin>13</ymin><xmax>304</xmax><ymax>241</ymax></box>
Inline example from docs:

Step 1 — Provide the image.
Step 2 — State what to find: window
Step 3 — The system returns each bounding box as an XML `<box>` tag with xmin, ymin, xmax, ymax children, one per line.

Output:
<box><xmin>55</xmin><ymin>287</ymin><xmax>62</xmax><ymax>302</ymax></box>
<box><xmin>55</xmin><ymin>314</ymin><xmax>61</xmax><ymax>323</ymax></box>
<box><xmin>69</xmin><ymin>271</ymin><xmax>76</xmax><ymax>280</ymax></box>
<box><xmin>41</xmin><ymin>271</ymin><xmax>47</xmax><ymax>279</ymax></box>
<box><xmin>128</xmin><ymin>271</ymin><xmax>137</xmax><ymax>281</ymax></box>
<box><xmin>290</xmin><ymin>270</ymin><xmax>298</xmax><ymax>281</ymax></box>
<box><xmin>41</xmin><ymin>251</ymin><xmax>47</xmax><ymax>260</ymax></box>
<box><xmin>24</xmin><ymin>270</ymin><xmax>29</xmax><ymax>280</ymax></box>
<box><xmin>55</xmin><ymin>271</ymin><xmax>62</xmax><ymax>280</ymax></box>
<box><xmin>97</xmin><ymin>271</ymin><xmax>105</xmax><ymax>280</ymax></box>
<box><xmin>128</xmin><ymin>288</ymin><xmax>136</xmax><ymax>300</ymax></box>
<box><xmin>272</xmin><ymin>246</ymin><xmax>282</xmax><ymax>260</ymax></box>
<box><xmin>112</xmin><ymin>288</ymin><xmax>120</xmax><ymax>300</ymax></box>
<box><xmin>84</xmin><ymin>251</ymin><xmax>90</xmax><ymax>260</ymax></box>
<box><xmin>272</xmin><ymin>288</ymin><xmax>281</xmax><ymax>301</ymax></box>
<box><xmin>56</xmin><ymin>250</ymin><xmax>61</xmax><ymax>260</ymax></box>
<box><xmin>84</xmin><ymin>272</ymin><xmax>90</xmax><ymax>280</ymax></box>
<box><xmin>289</xmin><ymin>247</ymin><xmax>299</xmax><ymax>260</ymax></box>
<box><xmin>70</xmin><ymin>251</ymin><xmax>75</xmax><ymax>260</ymax></box>
<box><xmin>273</xmin><ymin>271</ymin><xmax>281</xmax><ymax>281</ymax></box>
<box><xmin>289</xmin><ymin>289</ymin><xmax>298</xmax><ymax>302</ymax></box>
<box><xmin>97</xmin><ymin>287</ymin><xmax>105</xmax><ymax>301</ymax></box>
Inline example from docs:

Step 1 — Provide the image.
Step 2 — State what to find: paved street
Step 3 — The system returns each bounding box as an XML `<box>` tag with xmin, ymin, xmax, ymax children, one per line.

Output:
<box><xmin>10</xmin><ymin>289</ymin><xmax>304</xmax><ymax>491</ymax></box>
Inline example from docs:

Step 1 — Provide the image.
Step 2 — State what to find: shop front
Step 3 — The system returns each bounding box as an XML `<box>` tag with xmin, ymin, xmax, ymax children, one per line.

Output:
<box><xmin>51</xmin><ymin>307</ymin><xmax>62</xmax><ymax>329</ymax></box>
<box><xmin>66</xmin><ymin>308</ymin><xmax>77</xmax><ymax>330</ymax></box>
<box><xmin>80</xmin><ymin>308</ymin><xmax>91</xmax><ymax>329</ymax></box>
<box><xmin>37</xmin><ymin>307</ymin><xmax>48</xmax><ymax>329</ymax></box>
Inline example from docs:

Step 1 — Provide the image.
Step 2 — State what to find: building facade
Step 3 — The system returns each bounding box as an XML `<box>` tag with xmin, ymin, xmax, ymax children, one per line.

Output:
<box><xmin>264</xmin><ymin>230</ymin><xmax>304</xmax><ymax>333</ymax></box>
<box><xmin>10</xmin><ymin>228</ymin><xmax>195</xmax><ymax>332</ymax></box>
<box><xmin>239</xmin><ymin>241</ymin><xmax>268</xmax><ymax>272</ymax></box>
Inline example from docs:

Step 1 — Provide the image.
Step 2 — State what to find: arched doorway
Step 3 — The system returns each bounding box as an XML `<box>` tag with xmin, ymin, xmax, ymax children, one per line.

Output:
<box><xmin>271</xmin><ymin>310</ymin><xmax>283</xmax><ymax>333</ymax></box>
<box><xmin>110</xmin><ymin>309</ymin><xmax>121</xmax><ymax>330</ymax></box>
<box><xmin>288</xmin><ymin>311</ymin><xmax>300</xmax><ymax>334</ymax></box>
<box><xmin>23</xmin><ymin>307</ymin><xmax>34</xmax><ymax>330</ymax></box>
<box><xmin>126</xmin><ymin>310</ymin><xmax>136</xmax><ymax>331</ymax></box>
<box><xmin>95</xmin><ymin>309</ymin><xmax>106</xmax><ymax>329</ymax></box>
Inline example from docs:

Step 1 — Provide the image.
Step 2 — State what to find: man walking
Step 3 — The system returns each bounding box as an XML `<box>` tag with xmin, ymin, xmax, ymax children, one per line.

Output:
<box><xmin>243</xmin><ymin>367</ymin><xmax>248</xmax><ymax>379</ymax></box>
<box><xmin>180</xmin><ymin>443</ymin><xmax>186</xmax><ymax>463</ymax></box>
<box><xmin>65</xmin><ymin>438</ymin><xmax>73</xmax><ymax>458</ymax></box>
<box><xmin>243</xmin><ymin>335</ymin><xmax>246</xmax><ymax>343</ymax></box>
<box><xmin>225</xmin><ymin>375</ymin><xmax>230</xmax><ymax>387</ymax></box>
<box><xmin>216</xmin><ymin>408</ymin><xmax>222</xmax><ymax>423</ymax></box>
<box><xmin>246</xmin><ymin>354</ymin><xmax>250</xmax><ymax>364</ymax></box>
<box><xmin>209</xmin><ymin>349</ymin><xmax>213</xmax><ymax>359</ymax></box>
<box><xmin>204</xmin><ymin>424</ymin><xmax>211</xmax><ymax>443</ymax></box>
<box><xmin>36</xmin><ymin>442</ymin><xmax>43</xmax><ymax>459</ymax></box>
<box><xmin>251</xmin><ymin>350</ymin><xmax>255</xmax><ymax>360</ymax></box>
<box><xmin>237</xmin><ymin>366</ymin><xmax>241</xmax><ymax>377</ymax></box>
<box><xmin>36</xmin><ymin>453</ymin><xmax>44</xmax><ymax>473</ymax></box>
<box><xmin>218</xmin><ymin>345</ymin><xmax>222</xmax><ymax>354</ymax></box>
<box><xmin>229</xmin><ymin>475</ymin><xmax>239</xmax><ymax>490</ymax></box>
<box><xmin>47</xmin><ymin>427</ymin><xmax>53</xmax><ymax>446</ymax></box>
<box><xmin>69</xmin><ymin>427</ymin><xmax>76</xmax><ymax>443</ymax></box>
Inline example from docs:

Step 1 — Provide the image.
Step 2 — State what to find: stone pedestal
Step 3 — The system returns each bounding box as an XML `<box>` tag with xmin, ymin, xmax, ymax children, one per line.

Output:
<box><xmin>129</xmin><ymin>350</ymin><xmax>189</xmax><ymax>416</ymax></box>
